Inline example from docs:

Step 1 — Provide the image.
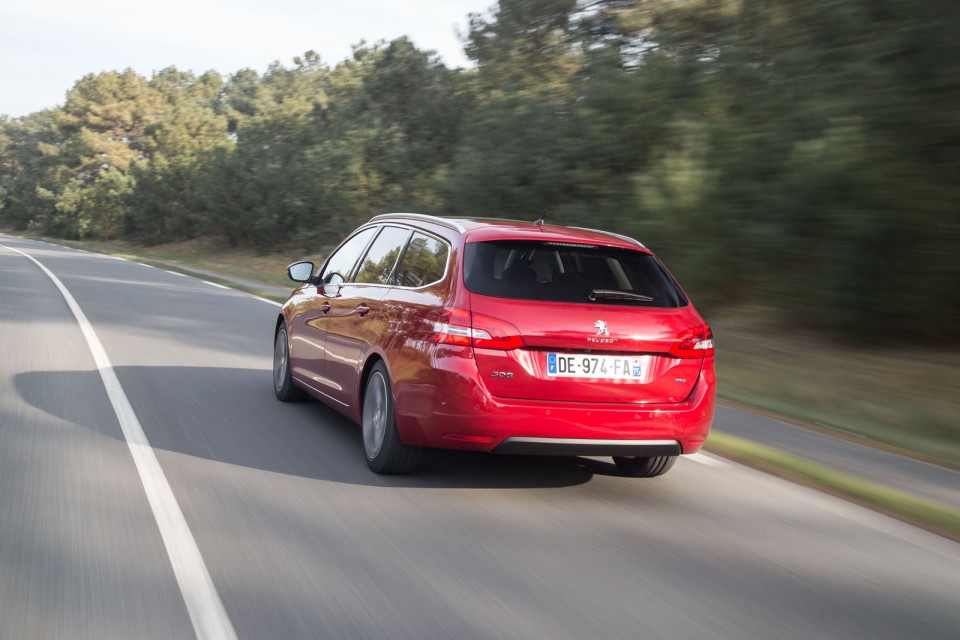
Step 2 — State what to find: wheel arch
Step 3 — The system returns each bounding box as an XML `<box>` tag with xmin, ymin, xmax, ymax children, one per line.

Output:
<box><xmin>358</xmin><ymin>352</ymin><xmax>386</xmax><ymax>407</ymax></box>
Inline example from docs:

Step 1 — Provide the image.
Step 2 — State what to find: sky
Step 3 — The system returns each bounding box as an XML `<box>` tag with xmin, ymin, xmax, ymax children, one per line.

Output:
<box><xmin>1</xmin><ymin>0</ymin><xmax>489</xmax><ymax>118</ymax></box>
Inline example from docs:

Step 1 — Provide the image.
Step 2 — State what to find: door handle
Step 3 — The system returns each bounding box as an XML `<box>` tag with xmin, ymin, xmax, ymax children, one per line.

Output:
<box><xmin>356</xmin><ymin>303</ymin><xmax>370</xmax><ymax>317</ymax></box>
<box><xmin>320</xmin><ymin>302</ymin><xmax>331</xmax><ymax>314</ymax></box>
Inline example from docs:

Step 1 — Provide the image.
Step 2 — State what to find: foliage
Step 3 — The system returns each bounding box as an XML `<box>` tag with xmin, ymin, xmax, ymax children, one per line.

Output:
<box><xmin>1</xmin><ymin>0</ymin><xmax>957</xmax><ymax>342</ymax></box>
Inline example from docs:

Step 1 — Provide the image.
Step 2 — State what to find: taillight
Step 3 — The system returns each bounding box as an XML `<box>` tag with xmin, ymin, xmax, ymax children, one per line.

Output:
<box><xmin>432</xmin><ymin>308</ymin><xmax>474</xmax><ymax>346</ymax></box>
<box><xmin>670</xmin><ymin>323</ymin><xmax>714</xmax><ymax>358</ymax></box>
<box><xmin>472</xmin><ymin>312</ymin><xmax>525</xmax><ymax>350</ymax></box>
<box><xmin>432</xmin><ymin>308</ymin><xmax>524</xmax><ymax>350</ymax></box>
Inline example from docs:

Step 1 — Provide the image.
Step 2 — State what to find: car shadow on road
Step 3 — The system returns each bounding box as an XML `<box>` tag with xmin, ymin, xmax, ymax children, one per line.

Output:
<box><xmin>14</xmin><ymin>367</ymin><xmax>627</xmax><ymax>490</ymax></box>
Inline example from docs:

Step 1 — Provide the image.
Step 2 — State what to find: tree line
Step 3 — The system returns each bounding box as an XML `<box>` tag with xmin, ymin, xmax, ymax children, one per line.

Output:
<box><xmin>1</xmin><ymin>0</ymin><xmax>957</xmax><ymax>342</ymax></box>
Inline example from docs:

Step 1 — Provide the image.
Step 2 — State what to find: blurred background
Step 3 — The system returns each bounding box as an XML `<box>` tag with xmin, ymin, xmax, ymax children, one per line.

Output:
<box><xmin>1</xmin><ymin>0</ymin><xmax>957</xmax><ymax>464</ymax></box>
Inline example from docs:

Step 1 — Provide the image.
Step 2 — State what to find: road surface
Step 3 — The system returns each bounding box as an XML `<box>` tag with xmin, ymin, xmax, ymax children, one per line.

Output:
<box><xmin>2</xmin><ymin>236</ymin><xmax>958</xmax><ymax>640</ymax></box>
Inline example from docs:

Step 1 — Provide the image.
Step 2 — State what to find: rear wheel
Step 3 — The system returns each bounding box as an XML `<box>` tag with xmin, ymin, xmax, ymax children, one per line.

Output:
<box><xmin>613</xmin><ymin>455</ymin><xmax>677</xmax><ymax>478</ymax></box>
<box><xmin>274</xmin><ymin>325</ymin><xmax>307</xmax><ymax>402</ymax></box>
<box><xmin>363</xmin><ymin>362</ymin><xmax>421</xmax><ymax>474</ymax></box>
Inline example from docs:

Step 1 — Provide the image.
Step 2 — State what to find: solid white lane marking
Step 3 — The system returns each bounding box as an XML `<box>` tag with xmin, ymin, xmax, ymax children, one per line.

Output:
<box><xmin>202</xmin><ymin>280</ymin><xmax>230</xmax><ymax>290</ymax></box>
<box><xmin>164</xmin><ymin>269</ymin><xmax>188</xmax><ymax>277</ymax></box>
<box><xmin>253</xmin><ymin>296</ymin><xmax>282</xmax><ymax>307</ymax></box>
<box><xmin>2</xmin><ymin>243</ymin><xmax>238</xmax><ymax>640</ymax></box>
<box><xmin>686</xmin><ymin>452</ymin><xmax>728</xmax><ymax>467</ymax></box>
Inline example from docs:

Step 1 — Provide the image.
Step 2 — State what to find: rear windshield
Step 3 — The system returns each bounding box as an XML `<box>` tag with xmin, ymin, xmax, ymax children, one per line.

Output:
<box><xmin>463</xmin><ymin>240</ymin><xmax>688</xmax><ymax>308</ymax></box>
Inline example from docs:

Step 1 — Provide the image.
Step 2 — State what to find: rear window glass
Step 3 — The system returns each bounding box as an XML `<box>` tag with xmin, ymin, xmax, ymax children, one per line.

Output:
<box><xmin>395</xmin><ymin>232</ymin><xmax>449</xmax><ymax>287</ymax></box>
<box><xmin>463</xmin><ymin>240</ymin><xmax>688</xmax><ymax>308</ymax></box>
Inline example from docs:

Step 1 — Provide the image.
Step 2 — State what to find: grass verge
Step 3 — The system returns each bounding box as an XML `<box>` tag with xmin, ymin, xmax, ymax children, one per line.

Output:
<box><xmin>706</xmin><ymin>432</ymin><xmax>960</xmax><ymax>542</ymax></box>
<box><xmin>711</xmin><ymin>307</ymin><xmax>960</xmax><ymax>469</ymax></box>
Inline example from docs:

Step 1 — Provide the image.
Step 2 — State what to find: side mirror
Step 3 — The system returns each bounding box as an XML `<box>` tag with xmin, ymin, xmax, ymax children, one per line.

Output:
<box><xmin>287</xmin><ymin>261</ymin><xmax>315</xmax><ymax>283</ymax></box>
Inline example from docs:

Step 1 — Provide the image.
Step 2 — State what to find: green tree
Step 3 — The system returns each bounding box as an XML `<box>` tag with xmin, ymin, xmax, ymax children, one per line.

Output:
<box><xmin>3</xmin><ymin>0</ymin><xmax>957</xmax><ymax>341</ymax></box>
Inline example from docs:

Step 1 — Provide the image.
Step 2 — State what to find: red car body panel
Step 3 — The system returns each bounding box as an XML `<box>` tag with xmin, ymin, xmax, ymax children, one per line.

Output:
<box><xmin>279</xmin><ymin>215</ymin><xmax>715</xmax><ymax>458</ymax></box>
<box><xmin>468</xmin><ymin>294</ymin><xmax>704</xmax><ymax>404</ymax></box>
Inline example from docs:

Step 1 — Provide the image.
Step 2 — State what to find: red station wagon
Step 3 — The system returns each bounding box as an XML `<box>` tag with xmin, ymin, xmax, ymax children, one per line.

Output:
<box><xmin>274</xmin><ymin>214</ymin><xmax>715</xmax><ymax>475</ymax></box>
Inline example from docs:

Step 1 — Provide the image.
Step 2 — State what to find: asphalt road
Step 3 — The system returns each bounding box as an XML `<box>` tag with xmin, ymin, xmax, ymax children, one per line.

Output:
<box><xmin>713</xmin><ymin>404</ymin><xmax>960</xmax><ymax>511</ymax></box>
<box><xmin>2</xmin><ymin>236</ymin><xmax>959</xmax><ymax>640</ymax></box>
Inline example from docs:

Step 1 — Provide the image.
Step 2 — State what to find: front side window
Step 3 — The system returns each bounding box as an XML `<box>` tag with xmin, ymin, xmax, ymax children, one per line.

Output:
<box><xmin>354</xmin><ymin>226</ymin><xmax>412</xmax><ymax>284</ymax></box>
<box><xmin>320</xmin><ymin>227</ymin><xmax>377</xmax><ymax>285</ymax></box>
<box><xmin>394</xmin><ymin>232</ymin><xmax>449</xmax><ymax>287</ymax></box>
<box><xmin>463</xmin><ymin>240</ymin><xmax>688</xmax><ymax>307</ymax></box>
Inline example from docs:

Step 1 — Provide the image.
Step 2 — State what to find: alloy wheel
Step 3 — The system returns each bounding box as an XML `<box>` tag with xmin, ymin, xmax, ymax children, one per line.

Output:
<box><xmin>363</xmin><ymin>372</ymin><xmax>388</xmax><ymax>458</ymax></box>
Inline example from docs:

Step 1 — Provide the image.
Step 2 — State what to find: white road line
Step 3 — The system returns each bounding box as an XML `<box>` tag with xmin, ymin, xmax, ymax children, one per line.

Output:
<box><xmin>1</xmin><ymin>243</ymin><xmax>238</xmax><ymax>640</ymax></box>
<box><xmin>253</xmin><ymin>296</ymin><xmax>282</xmax><ymax>307</ymax></box>
<box><xmin>686</xmin><ymin>452</ymin><xmax>728</xmax><ymax>467</ymax></box>
<box><xmin>202</xmin><ymin>280</ymin><xmax>230</xmax><ymax>290</ymax></box>
<box><xmin>164</xmin><ymin>270</ymin><xmax>188</xmax><ymax>277</ymax></box>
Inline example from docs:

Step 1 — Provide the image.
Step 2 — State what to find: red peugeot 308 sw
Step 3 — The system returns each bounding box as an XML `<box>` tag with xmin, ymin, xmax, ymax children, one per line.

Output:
<box><xmin>274</xmin><ymin>214</ymin><xmax>715</xmax><ymax>475</ymax></box>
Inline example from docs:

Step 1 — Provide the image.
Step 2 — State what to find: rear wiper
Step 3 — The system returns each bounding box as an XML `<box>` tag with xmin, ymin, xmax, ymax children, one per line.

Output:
<box><xmin>589</xmin><ymin>289</ymin><xmax>654</xmax><ymax>302</ymax></box>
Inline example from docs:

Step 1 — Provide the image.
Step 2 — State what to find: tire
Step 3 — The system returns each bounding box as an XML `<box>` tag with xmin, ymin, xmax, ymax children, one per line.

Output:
<box><xmin>362</xmin><ymin>362</ymin><xmax>421</xmax><ymax>474</ymax></box>
<box><xmin>613</xmin><ymin>455</ymin><xmax>677</xmax><ymax>478</ymax></box>
<box><xmin>274</xmin><ymin>325</ymin><xmax>307</xmax><ymax>402</ymax></box>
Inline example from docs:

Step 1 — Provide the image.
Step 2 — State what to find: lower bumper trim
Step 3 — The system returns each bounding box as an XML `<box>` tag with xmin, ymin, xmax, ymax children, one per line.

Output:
<box><xmin>493</xmin><ymin>437</ymin><xmax>682</xmax><ymax>457</ymax></box>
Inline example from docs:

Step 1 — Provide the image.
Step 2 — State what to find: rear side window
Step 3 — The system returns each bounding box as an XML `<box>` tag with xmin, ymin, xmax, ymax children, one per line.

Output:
<box><xmin>463</xmin><ymin>240</ymin><xmax>688</xmax><ymax>308</ymax></box>
<box><xmin>394</xmin><ymin>232</ymin><xmax>449</xmax><ymax>287</ymax></box>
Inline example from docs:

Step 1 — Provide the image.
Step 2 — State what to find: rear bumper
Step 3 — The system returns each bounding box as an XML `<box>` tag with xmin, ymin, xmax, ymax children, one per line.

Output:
<box><xmin>394</xmin><ymin>358</ymin><xmax>715</xmax><ymax>455</ymax></box>
<box><xmin>493</xmin><ymin>437</ymin><xmax>681</xmax><ymax>457</ymax></box>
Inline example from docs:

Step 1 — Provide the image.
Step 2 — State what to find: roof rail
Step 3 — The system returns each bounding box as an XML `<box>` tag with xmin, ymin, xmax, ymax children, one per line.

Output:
<box><xmin>370</xmin><ymin>213</ymin><xmax>466</xmax><ymax>233</ymax></box>
<box><xmin>570</xmin><ymin>226</ymin><xmax>645</xmax><ymax>249</ymax></box>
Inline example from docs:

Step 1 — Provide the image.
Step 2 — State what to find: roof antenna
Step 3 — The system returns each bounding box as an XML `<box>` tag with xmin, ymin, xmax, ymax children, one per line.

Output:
<box><xmin>534</xmin><ymin>211</ymin><xmax>546</xmax><ymax>228</ymax></box>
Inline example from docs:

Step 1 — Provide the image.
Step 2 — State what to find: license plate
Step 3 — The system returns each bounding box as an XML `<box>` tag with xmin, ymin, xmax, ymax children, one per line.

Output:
<box><xmin>546</xmin><ymin>353</ymin><xmax>643</xmax><ymax>379</ymax></box>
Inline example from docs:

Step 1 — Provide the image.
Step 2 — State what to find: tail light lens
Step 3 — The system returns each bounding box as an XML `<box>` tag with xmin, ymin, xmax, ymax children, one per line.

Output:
<box><xmin>670</xmin><ymin>323</ymin><xmax>714</xmax><ymax>358</ymax></box>
<box><xmin>472</xmin><ymin>312</ymin><xmax>525</xmax><ymax>350</ymax></box>
<box><xmin>432</xmin><ymin>308</ymin><xmax>524</xmax><ymax>350</ymax></box>
<box><xmin>432</xmin><ymin>308</ymin><xmax>474</xmax><ymax>346</ymax></box>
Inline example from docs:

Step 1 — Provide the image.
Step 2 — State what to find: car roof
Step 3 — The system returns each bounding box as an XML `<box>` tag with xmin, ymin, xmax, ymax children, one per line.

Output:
<box><xmin>368</xmin><ymin>213</ymin><xmax>648</xmax><ymax>251</ymax></box>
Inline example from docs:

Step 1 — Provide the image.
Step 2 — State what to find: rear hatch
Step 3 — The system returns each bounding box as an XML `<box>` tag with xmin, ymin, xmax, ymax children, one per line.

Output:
<box><xmin>461</xmin><ymin>239</ymin><xmax>711</xmax><ymax>404</ymax></box>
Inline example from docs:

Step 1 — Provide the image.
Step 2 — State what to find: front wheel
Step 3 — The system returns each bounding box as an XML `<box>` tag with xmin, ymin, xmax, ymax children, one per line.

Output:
<box><xmin>363</xmin><ymin>362</ymin><xmax>421</xmax><ymax>474</ymax></box>
<box><xmin>613</xmin><ymin>455</ymin><xmax>677</xmax><ymax>478</ymax></box>
<box><xmin>274</xmin><ymin>325</ymin><xmax>307</xmax><ymax>402</ymax></box>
